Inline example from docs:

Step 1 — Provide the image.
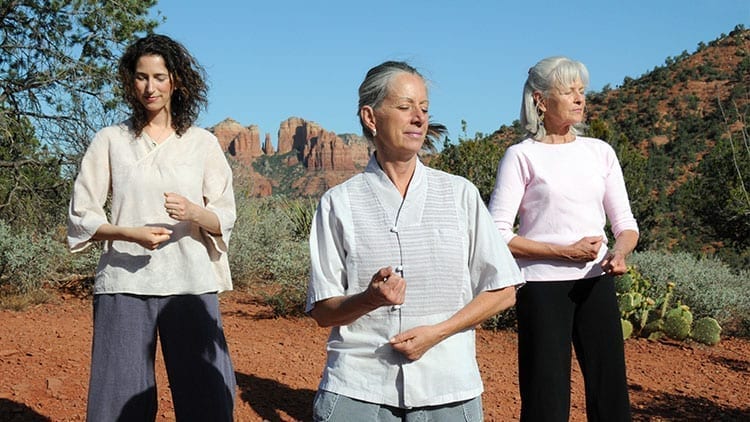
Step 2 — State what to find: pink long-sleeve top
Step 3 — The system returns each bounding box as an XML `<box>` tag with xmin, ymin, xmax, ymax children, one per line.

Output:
<box><xmin>488</xmin><ymin>136</ymin><xmax>639</xmax><ymax>282</ymax></box>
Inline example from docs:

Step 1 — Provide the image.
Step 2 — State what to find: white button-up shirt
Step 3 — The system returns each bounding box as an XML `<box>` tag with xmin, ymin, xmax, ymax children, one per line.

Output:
<box><xmin>67</xmin><ymin>121</ymin><xmax>236</xmax><ymax>295</ymax></box>
<box><xmin>307</xmin><ymin>156</ymin><xmax>524</xmax><ymax>408</ymax></box>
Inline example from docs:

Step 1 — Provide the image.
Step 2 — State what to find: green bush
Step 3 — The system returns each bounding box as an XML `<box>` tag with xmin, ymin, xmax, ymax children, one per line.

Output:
<box><xmin>482</xmin><ymin>307</ymin><xmax>517</xmax><ymax>331</ymax></box>
<box><xmin>0</xmin><ymin>220</ymin><xmax>66</xmax><ymax>293</ymax></box>
<box><xmin>229</xmin><ymin>195</ymin><xmax>312</xmax><ymax>317</ymax></box>
<box><xmin>629</xmin><ymin>251</ymin><xmax>750</xmax><ymax>336</ymax></box>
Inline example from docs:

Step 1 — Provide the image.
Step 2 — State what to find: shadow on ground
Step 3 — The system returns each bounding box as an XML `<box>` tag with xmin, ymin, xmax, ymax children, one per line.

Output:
<box><xmin>632</xmin><ymin>391</ymin><xmax>750</xmax><ymax>421</ymax></box>
<box><xmin>0</xmin><ymin>399</ymin><xmax>51</xmax><ymax>421</ymax></box>
<box><xmin>236</xmin><ymin>372</ymin><xmax>315</xmax><ymax>421</ymax></box>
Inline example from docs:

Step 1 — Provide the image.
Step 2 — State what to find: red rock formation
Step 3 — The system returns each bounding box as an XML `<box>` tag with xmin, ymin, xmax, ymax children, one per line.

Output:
<box><xmin>263</xmin><ymin>133</ymin><xmax>274</xmax><ymax>155</ymax></box>
<box><xmin>210</xmin><ymin>116</ymin><xmax>372</xmax><ymax>197</ymax></box>
<box><xmin>210</xmin><ymin>118</ymin><xmax>263</xmax><ymax>161</ymax></box>
<box><xmin>303</xmin><ymin>129</ymin><xmax>355</xmax><ymax>172</ymax></box>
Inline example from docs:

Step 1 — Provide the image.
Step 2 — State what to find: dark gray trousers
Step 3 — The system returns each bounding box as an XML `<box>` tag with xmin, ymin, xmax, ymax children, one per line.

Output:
<box><xmin>86</xmin><ymin>293</ymin><xmax>236</xmax><ymax>422</ymax></box>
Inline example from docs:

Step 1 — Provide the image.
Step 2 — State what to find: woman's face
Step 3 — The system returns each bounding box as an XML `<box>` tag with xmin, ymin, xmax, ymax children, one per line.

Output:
<box><xmin>134</xmin><ymin>54</ymin><xmax>174</xmax><ymax>118</ymax></box>
<box><xmin>367</xmin><ymin>73</ymin><xmax>429</xmax><ymax>159</ymax></box>
<box><xmin>539</xmin><ymin>77</ymin><xmax>585</xmax><ymax>129</ymax></box>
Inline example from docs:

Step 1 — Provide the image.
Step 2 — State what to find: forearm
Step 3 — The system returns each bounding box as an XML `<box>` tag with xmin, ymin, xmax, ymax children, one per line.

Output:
<box><xmin>189</xmin><ymin>203</ymin><xmax>222</xmax><ymax>235</ymax></box>
<box><xmin>433</xmin><ymin>287</ymin><xmax>516</xmax><ymax>339</ymax></box>
<box><xmin>611</xmin><ymin>229</ymin><xmax>639</xmax><ymax>256</ymax></box>
<box><xmin>92</xmin><ymin>224</ymin><xmax>135</xmax><ymax>242</ymax></box>
<box><xmin>508</xmin><ymin>236</ymin><xmax>570</xmax><ymax>260</ymax></box>
<box><xmin>309</xmin><ymin>292</ymin><xmax>380</xmax><ymax>328</ymax></box>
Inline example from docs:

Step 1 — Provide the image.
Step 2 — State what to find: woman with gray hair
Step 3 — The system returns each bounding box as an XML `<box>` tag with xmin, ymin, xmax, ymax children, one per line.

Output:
<box><xmin>488</xmin><ymin>56</ymin><xmax>639</xmax><ymax>421</ymax></box>
<box><xmin>306</xmin><ymin>60</ymin><xmax>524</xmax><ymax>421</ymax></box>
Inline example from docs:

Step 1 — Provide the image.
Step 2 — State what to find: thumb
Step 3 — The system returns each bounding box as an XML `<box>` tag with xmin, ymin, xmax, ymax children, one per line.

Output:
<box><xmin>154</xmin><ymin>227</ymin><xmax>173</xmax><ymax>235</ymax></box>
<box><xmin>389</xmin><ymin>331</ymin><xmax>413</xmax><ymax>344</ymax></box>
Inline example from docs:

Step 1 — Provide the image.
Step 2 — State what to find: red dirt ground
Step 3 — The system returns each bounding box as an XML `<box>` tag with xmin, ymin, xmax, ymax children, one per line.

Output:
<box><xmin>1</xmin><ymin>289</ymin><xmax>748</xmax><ymax>421</ymax></box>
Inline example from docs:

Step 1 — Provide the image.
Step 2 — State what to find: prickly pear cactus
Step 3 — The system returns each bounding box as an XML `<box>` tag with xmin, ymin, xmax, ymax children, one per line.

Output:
<box><xmin>621</xmin><ymin>319</ymin><xmax>633</xmax><ymax>340</ymax></box>
<box><xmin>663</xmin><ymin>305</ymin><xmax>693</xmax><ymax>341</ymax></box>
<box><xmin>618</xmin><ymin>292</ymin><xmax>642</xmax><ymax>314</ymax></box>
<box><xmin>692</xmin><ymin>317</ymin><xmax>722</xmax><ymax>346</ymax></box>
<box><xmin>614</xmin><ymin>272</ymin><xmax>633</xmax><ymax>294</ymax></box>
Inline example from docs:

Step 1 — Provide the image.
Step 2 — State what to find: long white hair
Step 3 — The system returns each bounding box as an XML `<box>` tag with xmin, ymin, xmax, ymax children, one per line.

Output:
<box><xmin>520</xmin><ymin>56</ymin><xmax>589</xmax><ymax>140</ymax></box>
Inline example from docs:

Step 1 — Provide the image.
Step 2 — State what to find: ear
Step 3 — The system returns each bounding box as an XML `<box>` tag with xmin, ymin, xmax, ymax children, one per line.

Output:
<box><xmin>360</xmin><ymin>106</ymin><xmax>376</xmax><ymax>134</ymax></box>
<box><xmin>533</xmin><ymin>91</ymin><xmax>546</xmax><ymax>111</ymax></box>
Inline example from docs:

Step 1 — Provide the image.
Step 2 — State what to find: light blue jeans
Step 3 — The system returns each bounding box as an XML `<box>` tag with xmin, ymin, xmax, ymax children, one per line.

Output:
<box><xmin>313</xmin><ymin>390</ymin><xmax>483</xmax><ymax>422</ymax></box>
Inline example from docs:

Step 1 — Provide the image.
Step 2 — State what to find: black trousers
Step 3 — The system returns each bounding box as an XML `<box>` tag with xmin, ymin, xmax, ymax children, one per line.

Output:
<box><xmin>516</xmin><ymin>275</ymin><xmax>631</xmax><ymax>422</ymax></box>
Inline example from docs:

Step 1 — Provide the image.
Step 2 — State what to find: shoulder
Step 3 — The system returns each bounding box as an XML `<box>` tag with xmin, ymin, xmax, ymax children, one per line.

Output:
<box><xmin>576</xmin><ymin>136</ymin><xmax>618</xmax><ymax>161</ymax></box>
<box><xmin>322</xmin><ymin>172</ymin><xmax>367</xmax><ymax>199</ymax></box>
<box><xmin>97</xmin><ymin>120</ymin><xmax>134</xmax><ymax>138</ymax></box>
<box><xmin>425</xmin><ymin>165</ymin><xmax>474</xmax><ymax>189</ymax></box>
<box><xmin>86</xmin><ymin>121</ymin><xmax>134</xmax><ymax>150</ymax></box>
<box><xmin>424</xmin><ymin>166</ymin><xmax>483</xmax><ymax>204</ymax></box>
<box><xmin>182</xmin><ymin>126</ymin><xmax>220</xmax><ymax>144</ymax></box>
<box><xmin>505</xmin><ymin>138</ymin><xmax>535</xmax><ymax>155</ymax></box>
<box><xmin>180</xmin><ymin>126</ymin><xmax>226</xmax><ymax>156</ymax></box>
<box><xmin>578</xmin><ymin>136</ymin><xmax>615</xmax><ymax>151</ymax></box>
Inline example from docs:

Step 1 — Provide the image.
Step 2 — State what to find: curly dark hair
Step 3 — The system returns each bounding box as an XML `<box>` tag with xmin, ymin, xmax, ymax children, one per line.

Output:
<box><xmin>118</xmin><ymin>34</ymin><xmax>208</xmax><ymax>136</ymax></box>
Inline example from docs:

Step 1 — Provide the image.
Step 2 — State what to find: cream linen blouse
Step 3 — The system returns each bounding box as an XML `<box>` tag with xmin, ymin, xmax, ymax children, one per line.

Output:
<box><xmin>67</xmin><ymin>121</ymin><xmax>236</xmax><ymax>295</ymax></box>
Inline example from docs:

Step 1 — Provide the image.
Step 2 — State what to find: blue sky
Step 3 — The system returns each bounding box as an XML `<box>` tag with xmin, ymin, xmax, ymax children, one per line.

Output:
<box><xmin>150</xmin><ymin>0</ymin><xmax>748</xmax><ymax>145</ymax></box>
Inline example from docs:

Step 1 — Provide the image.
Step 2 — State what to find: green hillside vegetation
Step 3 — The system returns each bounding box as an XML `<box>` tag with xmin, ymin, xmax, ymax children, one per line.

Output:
<box><xmin>0</xmin><ymin>4</ymin><xmax>747</xmax><ymax>339</ymax></box>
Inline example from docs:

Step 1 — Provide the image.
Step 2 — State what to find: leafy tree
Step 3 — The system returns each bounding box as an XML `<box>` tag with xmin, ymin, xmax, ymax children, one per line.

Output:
<box><xmin>0</xmin><ymin>0</ymin><xmax>159</xmax><ymax>229</ymax></box>
<box><xmin>430</xmin><ymin>121</ymin><xmax>522</xmax><ymax>203</ymax></box>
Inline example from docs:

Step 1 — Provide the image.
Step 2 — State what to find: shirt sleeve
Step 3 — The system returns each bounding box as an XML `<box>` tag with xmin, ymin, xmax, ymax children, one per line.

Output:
<box><xmin>202</xmin><ymin>137</ymin><xmax>236</xmax><ymax>253</ymax></box>
<box><xmin>465</xmin><ymin>181</ymin><xmax>525</xmax><ymax>294</ymax></box>
<box><xmin>305</xmin><ymin>190</ymin><xmax>348</xmax><ymax>313</ymax></box>
<box><xmin>488</xmin><ymin>146</ymin><xmax>525</xmax><ymax>244</ymax></box>
<box><xmin>67</xmin><ymin>133</ymin><xmax>111</xmax><ymax>253</ymax></box>
<box><xmin>602</xmin><ymin>146</ymin><xmax>639</xmax><ymax>237</ymax></box>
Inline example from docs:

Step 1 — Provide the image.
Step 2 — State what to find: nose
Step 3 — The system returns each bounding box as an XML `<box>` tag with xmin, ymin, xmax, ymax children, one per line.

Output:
<box><xmin>412</xmin><ymin>108</ymin><xmax>426</xmax><ymax>125</ymax></box>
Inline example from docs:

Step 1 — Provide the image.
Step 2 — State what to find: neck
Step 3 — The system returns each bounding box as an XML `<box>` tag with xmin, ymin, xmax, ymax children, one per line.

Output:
<box><xmin>144</xmin><ymin>115</ymin><xmax>174</xmax><ymax>144</ymax></box>
<box><xmin>375</xmin><ymin>153</ymin><xmax>417</xmax><ymax>198</ymax></box>
<box><xmin>541</xmin><ymin>124</ymin><xmax>574</xmax><ymax>144</ymax></box>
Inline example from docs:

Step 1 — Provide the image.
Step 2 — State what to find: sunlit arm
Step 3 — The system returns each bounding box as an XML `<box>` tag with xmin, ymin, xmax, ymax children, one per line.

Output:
<box><xmin>389</xmin><ymin>286</ymin><xmax>516</xmax><ymax>361</ymax></box>
<box><xmin>507</xmin><ymin>235</ymin><xmax>604</xmax><ymax>262</ymax></box>
<box><xmin>310</xmin><ymin>267</ymin><xmax>405</xmax><ymax>327</ymax></box>
<box><xmin>92</xmin><ymin>224</ymin><xmax>172</xmax><ymax>250</ymax></box>
<box><xmin>164</xmin><ymin>192</ymin><xmax>222</xmax><ymax>235</ymax></box>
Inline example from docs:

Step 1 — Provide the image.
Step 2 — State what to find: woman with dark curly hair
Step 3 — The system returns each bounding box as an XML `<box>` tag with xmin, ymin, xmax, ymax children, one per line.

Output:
<box><xmin>68</xmin><ymin>34</ymin><xmax>236</xmax><ymax>421</ymax></box>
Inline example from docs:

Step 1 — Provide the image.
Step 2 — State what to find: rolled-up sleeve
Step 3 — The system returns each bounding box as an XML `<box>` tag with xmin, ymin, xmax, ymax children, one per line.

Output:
<box><xmin>67</xmin><ymin>134</ymin><xmax>111</xmax><ymax>253</ymax></box>
<box><xmin>202</xmin><ymin>139</ymin><xmax>236</xmax><ymax>253</ymax></box>
<box><xmin>603</xmin><ymin>150</ymin><xmax>639</xmax><ymax>238</ymax></box>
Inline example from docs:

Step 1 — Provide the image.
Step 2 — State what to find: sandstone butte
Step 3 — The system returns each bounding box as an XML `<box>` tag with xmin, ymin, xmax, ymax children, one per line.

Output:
<box><xmin>210</xmin><ymin>117</ymin><xmax>372</xmax><ymax>197</ymax></box>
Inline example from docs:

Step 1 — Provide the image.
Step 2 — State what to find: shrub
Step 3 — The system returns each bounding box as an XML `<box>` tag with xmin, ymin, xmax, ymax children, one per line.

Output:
<box><xmin>229</xmin><ymin>195</ymin><xmax>312</xmax><ymax>317</ymax></box>
<box><xmin>482</xmin><ymin>307</ymin><xmax>517</xmax><ymax>331</ymax></box>
<box><xmin>629</xmin><ymin>251</ymin><xmax>750</xmax><ymax>337</ymax></box>
<box><xmin>0</xmin><ymin>220</ymin><xmax>66</xmax><ymax>294</ymax></box>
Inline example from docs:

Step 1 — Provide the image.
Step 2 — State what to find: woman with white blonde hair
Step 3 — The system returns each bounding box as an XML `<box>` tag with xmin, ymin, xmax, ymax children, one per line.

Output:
<box><xmin>489</xmin><ymin>56</ymin><xmax>639</xmax><ymax>421</ymax></box>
